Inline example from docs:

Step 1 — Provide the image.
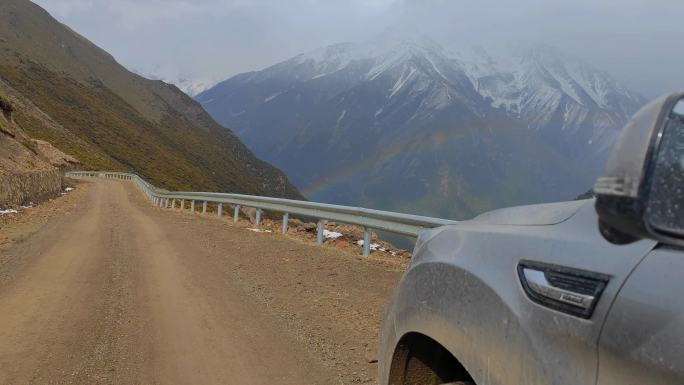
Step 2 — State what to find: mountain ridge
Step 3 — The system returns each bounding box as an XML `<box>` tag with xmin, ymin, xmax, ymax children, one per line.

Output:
<box><xmin>197</xmin><ymin>37</ymin><xmax>645</xmax><ymax>218</ymax></box>
<box><xmin>0</xmin><ymin>0</ymin><xmax>302</xmax><ymax>199</ymax></box>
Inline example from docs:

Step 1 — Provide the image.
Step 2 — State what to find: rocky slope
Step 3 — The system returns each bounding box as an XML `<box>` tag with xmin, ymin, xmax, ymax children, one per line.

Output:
<box><xmin>198</xmin><ymin>38</ymin><xmax>645</xmax><ymax>218</ymax></box>
<box><xmin>0</xmin><ymin>0</ymin><xmax>302</xmax><ymax>199</ymax></box>
<box><xmin>0</xmin><ymin>89</ymin><xmax>78</xmax><ymax>207</ymax></box>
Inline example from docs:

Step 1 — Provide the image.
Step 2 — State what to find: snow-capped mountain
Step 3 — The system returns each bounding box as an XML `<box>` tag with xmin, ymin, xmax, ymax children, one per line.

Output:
<box><xmin>197</xmin><ymin>38</ymin><xmax>646</xmax><ymax>219</ymax></box>
<box><xmin>463</xmin><ymin>45</ymin><xmax>644</xmax><ymax>157</ymax></box>
<box><xmin>132</xmin><ymin>68</ymin><xmax>216</xmax><ymax>96</ymax></box>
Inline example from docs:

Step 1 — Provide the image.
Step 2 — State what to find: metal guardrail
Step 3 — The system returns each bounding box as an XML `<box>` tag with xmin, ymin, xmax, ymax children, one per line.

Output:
<box><xmin>66</xmin><ymin>171</ymin><xmax>458</xmax><ymax>256</ymax></box>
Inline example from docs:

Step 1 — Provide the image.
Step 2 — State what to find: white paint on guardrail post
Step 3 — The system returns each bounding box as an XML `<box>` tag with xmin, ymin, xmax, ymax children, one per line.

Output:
<box><xmin>363</xmin><ymin>227</ymin><xmax>371</xmax><ymax>257</ymax></box>
<box><xmin>217</xmin><ymin>203</ymin><xmax>223</xmax><ymax>217</ymax></box>
<box><xmin>255</xmin><ymin>208</ymin><xmax>262</xmax><ymax>225</ymax></box>
<box><xmin>282</xmin><ymin>213</ymin><xmax>289</xmax><ymax>234</ymax></box>
<box><xmin>317</xmin><ymin>220</ymin><xmax>325</xmax><ymax>245</ymax></box>
<box><xmin>233</xmin><ymin>205</ymin><xmax>240</xmax><ymax>223</ymax></box>
<box><xmin>202</xmin><ymin>201</ymin><xmax>207</xmax><ymax>214</ymax></box>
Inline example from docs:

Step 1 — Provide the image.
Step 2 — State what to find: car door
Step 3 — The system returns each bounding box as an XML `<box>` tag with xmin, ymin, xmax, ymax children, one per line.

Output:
<box><xmin>597</xmin><ymin>246</ymin><xmax>684</xmax><ymax>384</ymax></box>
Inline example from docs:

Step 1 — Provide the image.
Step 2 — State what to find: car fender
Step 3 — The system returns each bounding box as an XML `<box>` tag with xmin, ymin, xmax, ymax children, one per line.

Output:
<box><xmin>379</xmin><ymin>258</ymin><xmax>549</xmax><ymax>385</ymax></box>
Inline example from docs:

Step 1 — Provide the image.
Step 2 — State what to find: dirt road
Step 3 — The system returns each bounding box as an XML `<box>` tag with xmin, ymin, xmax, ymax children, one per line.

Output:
<box><xmin>0</xmin><ymin>179</ymin><xmax>404</xmax><ymax>384</ymax></box>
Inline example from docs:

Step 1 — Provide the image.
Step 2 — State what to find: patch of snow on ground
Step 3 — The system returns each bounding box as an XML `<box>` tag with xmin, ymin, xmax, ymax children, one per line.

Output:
<box><xmin>0</xmin><ymin>209</ymin><xmax>18</xmax><ymax>215</ymax></box>
<box><xmin>65</xmin><ymin>187</ymin><xmax>74</xmax><ymax>192</ymax></box>
<box><xmin>356</xmin><ymin>240</ymin><xmax>381</xmax><ymax>251</ymax></box>
<box><xmin>323</xmin><ymin>230</ymin><xmax>343</xmax><ymax>239</ymax></box>
<box><xmin>247</xmin><ymin>228</ymin><xmax>272</xmax><ymax>233</ymax></box>
<box><xmin>335</xmin><ymin>109</ymin><xmax>347</xmax><ymax>128</ymax></box>
<box><xmin>388</xmin><ymin>67</ymin><xmax>416</xmax><ymax>98</ymax></box>
<box><xmin>264</xmin><ymin>91</ymin><xmax>284</xmax><ymax>103</ymax></box>
<box><xmin>425</xmin><ymin>55</ymin><xmax>448</xmax><ymax>81</ymax></box>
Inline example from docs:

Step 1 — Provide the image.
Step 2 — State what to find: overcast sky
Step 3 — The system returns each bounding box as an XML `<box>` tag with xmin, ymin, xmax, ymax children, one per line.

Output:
<box><xmin>33</xmin><ymin>0</ymin><xmax>683</xmax><ymax>97</ymax></box>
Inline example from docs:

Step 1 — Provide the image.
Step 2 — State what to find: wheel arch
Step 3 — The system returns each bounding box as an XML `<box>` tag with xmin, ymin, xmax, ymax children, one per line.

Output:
<box><xmin>379</xmin><ymin>257</ymin><xmax>544</xmax><ymax>385</ymax></box>
<box><xmin>387</xmin><ymin>331</ymin><xmax>475</xmax><ymax>385</ymax></box>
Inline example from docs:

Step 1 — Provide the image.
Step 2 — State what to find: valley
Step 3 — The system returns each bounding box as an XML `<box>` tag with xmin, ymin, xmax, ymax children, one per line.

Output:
<box><xmin>197</xmin><ymin>39</ymin><xmax>645</xmax><ymax>219</ymax></box>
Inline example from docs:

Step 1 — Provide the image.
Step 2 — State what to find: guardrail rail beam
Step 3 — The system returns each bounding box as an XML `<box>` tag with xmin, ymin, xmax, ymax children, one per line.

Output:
<box><xmin>65</xmin><ymin>171</ymin><xmax>458</xmax><ymax>255</ymax></box>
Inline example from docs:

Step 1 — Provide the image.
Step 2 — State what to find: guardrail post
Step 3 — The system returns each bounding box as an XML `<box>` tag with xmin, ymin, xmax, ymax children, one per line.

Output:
<box><xmin>255</xmin><ymin>208</ymin><xmax>262</xmax><ymax>225</ymax></box>
<box><xmin>233</xmin><ymin>205</ymin><xmax>240</xmax><ymax>223</ymax></box>
<box><xmin>282</xmin><ymin>213</ymin><xmax>289</xmax><ymax>234</ymax></box>
<box><xmin>317</xmin><ymin>220</ymin><xmax>325</xmax><ymax>245</ymax></box>
<box><xmin>363</xmin><ymin>227</ymin><xmax>372</xmax><ymax>257</ymax></box>
<box><xmin>181</xmin><ymin>199</ymin><xmax>185</xmax><ymax>210</ymax></box>
<box><xmin>165</xmin><ymin>198</ymin><xmax>170</xmax><ymax>208</ymax></box>
<box><xmin>202</xmin><ymin>201</ymin><xmax>207</xmax><ymax>214</ymax></box>
<box><xmin>191</xmin><ymin>200</ymin><xmax>195</xmax><ymax>213</ymax></box>
<box><xmin>217</xmin><ymin>203</ymin><xmax>223</xmax><ymax>217</ymax></box>
<box><xmin>172</xmin><ymin>199</ymin><xmax>177</xmax><ymax>209</ymax></box>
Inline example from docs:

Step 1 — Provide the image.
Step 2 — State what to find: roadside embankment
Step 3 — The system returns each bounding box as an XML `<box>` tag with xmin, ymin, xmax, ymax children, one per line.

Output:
<box><xmin>0</xmin><ymin>91</ymin><xmax>79</xmax><ymax>207</ymax></box>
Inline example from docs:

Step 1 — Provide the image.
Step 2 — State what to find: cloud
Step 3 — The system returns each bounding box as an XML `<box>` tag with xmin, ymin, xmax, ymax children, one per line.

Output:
<box><xmin>32</xmin><ymin>0</ymin><xmax>684</xmax><ymax>97</ymax></box>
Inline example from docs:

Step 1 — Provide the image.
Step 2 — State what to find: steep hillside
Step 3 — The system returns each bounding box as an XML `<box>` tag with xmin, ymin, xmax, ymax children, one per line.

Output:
<box><xmin>0</xmin><ymin>88</ymin><xmax>78</xmax><ymax>206</ymax></box>
<box><xmin>198</xmin><ymin>38</ymin><xmax>644</xmax><ymax>218</ymax></box>
<box><xmin>0</xmin><ymin>0</ymin><xmax>302</xmax><ymax>199</ymax></box>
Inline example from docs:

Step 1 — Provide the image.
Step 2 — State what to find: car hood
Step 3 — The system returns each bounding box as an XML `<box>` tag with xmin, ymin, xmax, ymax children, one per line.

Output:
<box><xmin>469</xmin><ymin>199</ymin><xmax>590</xmax><ymax>226</ymax></box>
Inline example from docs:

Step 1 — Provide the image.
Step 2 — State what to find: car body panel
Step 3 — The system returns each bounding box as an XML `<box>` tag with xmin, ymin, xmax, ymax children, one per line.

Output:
<box><xmin>597</xmin><ymin>246</ymin><xmax>684</xmax><ymax>385</ymax></box>
<box><xmin>379</xmin><ymin>200</ymin><xmax>657</xmax><ymax>385</ymax></box>
<box><xmin>471</xmin><ymin>200</ymin><xmax>586</xmax><ymax>226</ymax></box>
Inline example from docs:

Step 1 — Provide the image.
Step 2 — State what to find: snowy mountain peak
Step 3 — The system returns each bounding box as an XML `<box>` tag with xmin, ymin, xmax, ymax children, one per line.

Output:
<box><xmin>196</xmin><ymin>39</ymin><xmax>648</xmax><ymax>219</ymax></box>
<box><xmin>132</xmin><ymin>68</ymin><xmax>217</xmax><ymax>97</ymax></box>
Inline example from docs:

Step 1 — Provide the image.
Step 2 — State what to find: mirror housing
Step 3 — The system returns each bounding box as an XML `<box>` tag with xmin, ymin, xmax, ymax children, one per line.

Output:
<box><xmin>595</xmin><ymin>92</ymin><xmax>684</xmax><ymax>246</ymax></box>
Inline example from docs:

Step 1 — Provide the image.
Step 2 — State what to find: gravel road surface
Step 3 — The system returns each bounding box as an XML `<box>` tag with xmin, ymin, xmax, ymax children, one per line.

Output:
<box><xmin>0</xmin><ymin>179</ymin><xmax>404</xmax><ymax>384</ymax></box>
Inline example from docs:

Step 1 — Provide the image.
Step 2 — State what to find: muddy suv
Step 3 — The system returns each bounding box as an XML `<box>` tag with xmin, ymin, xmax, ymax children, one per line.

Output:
<box><xmin>378</xmin><ymin>93</ymin><xmax>684</xmax><ymax>385</ymax></box>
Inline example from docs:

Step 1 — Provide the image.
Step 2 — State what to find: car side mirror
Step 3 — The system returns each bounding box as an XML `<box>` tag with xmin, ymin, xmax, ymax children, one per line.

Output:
<box><xmin>595</xmin><ymin>92</ymin><xmax>684</xmax><ymax>246</ymax></box>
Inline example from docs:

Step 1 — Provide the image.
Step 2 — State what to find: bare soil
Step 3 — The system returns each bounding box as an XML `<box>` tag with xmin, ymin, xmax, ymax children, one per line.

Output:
<box><xmin>0</xmin><ymin>178</ymin><xmax>404</xmax><ymax>384</ymax></box>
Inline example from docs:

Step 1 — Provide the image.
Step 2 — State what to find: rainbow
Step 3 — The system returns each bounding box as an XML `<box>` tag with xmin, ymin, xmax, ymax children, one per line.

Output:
<box><xmin>301</xmin><ymin>127</ymin><xmax>468</xmax><ymax>198</ymax></box>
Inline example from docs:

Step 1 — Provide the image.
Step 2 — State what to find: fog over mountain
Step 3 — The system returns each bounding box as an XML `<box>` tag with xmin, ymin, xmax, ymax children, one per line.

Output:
<box><xmin>197</xmin><ymin>37</ymin><xmax>644</xmax><ymax>218</ymax></box>
<box><xmin>33</xmin><ymin>0</ymin><xmax>684</xmax><ymax>99</ymax></box>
